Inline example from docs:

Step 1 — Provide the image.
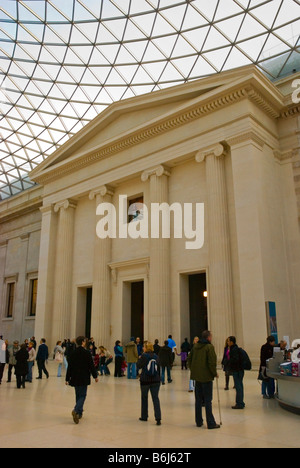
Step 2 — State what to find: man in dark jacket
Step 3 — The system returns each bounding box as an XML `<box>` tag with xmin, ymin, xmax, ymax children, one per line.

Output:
<box><xmin>228</xmin><ymin>336</ymin><xmax>245</xmax><ymax>410</ymax></box>
<box><xmin>66</xmin><ymin>336</ymin><xmax>99</xmax><ymax>424</ymax></box>
<box><xmin>36</xmin><ymin>338</ymin><xmax>49</xmax><ymax>380</ymax></box>
<box><xmin>158</xmin><ymin>341</ymin><xmax>173</xmax><ymax>384</ymax></box>
<box><xmin>187</xmin><ymin>331</ymin><xmax>220</xmax><ymax>430</ymax></box>
<box><xmin>260</xmin><ymin>336</ymin><xmax>276</xmax><ymax>399</ymax></box>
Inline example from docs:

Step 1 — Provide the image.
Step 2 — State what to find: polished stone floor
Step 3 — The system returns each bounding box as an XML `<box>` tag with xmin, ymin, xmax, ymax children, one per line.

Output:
<box><xmin>0</xmin><ymin>361</ymin><xmax>299</xmax><ymax>448</ymax></box>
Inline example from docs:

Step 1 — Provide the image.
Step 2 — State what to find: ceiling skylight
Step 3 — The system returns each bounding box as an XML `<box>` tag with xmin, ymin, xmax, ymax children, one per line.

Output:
<box><xmin>0</xmin><ymin>0</ymin><xmax>299</xmax><ymax>199</ymax></box>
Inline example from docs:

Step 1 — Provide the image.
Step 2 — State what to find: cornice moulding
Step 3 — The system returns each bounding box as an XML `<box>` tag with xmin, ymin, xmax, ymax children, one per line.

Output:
<box><xmin>30</xmin><ymin>79</ymin><xmax>284</xmax><ymax>187</ymax></box>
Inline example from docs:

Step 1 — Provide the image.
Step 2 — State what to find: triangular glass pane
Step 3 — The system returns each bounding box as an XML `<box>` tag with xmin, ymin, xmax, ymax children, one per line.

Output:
<box><xmin>161</xmin><ymin>4</ymin><xmax>187</xmax><ymax>31</ymax></box>
<box><xmin>194</xmin><ymin>0</ymin><xmax>219</xmax><ymax>21</ymax></box>
<box><xmin>47</xmin><ymin>0</ymin><xmax>74</xmax><ymax>20</ymax></box>
<box><xmin>238</xmin><ymin>14</ymin><xmax>267</xmax><ymax>41</ymax></box>
<box><xmin>203</xmin><ymin>46</ymin><xmax>232</xmax><ymax>71</ymax></box>
<box><xmin>223</xmin><ymin>46</ymin><xmax>253</xmax><ymax>70</ymax></box>
<box><xmin>131</xmin><ymin>12</ymin><xmax>156</xmax><ymax>36</ymax></box>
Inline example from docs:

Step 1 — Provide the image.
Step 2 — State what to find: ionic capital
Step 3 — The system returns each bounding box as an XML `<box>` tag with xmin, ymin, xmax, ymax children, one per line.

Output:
<box><xmin>89</xmin><ymin>185</ymin><xmax>114</xmax><ymax>201</ymax></box>
<box><xmin>141</xmin><ymin>165</ymin><xmax>171</xmax><ymax>183</ymax></box>
<box><xmin>195</xmin><ymin>143</ymin><xmax>227</xmax><ymax>163</ymax></box>
<box><xmin>54</xmin><ymin>199</ymin><xmax>77</xmax><ymax>213</ymax></box>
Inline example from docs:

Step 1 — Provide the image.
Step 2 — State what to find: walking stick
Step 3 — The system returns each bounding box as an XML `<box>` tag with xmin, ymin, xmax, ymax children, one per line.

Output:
<box><xmin>216</xmin><ymin>377</ymin><xmax>223</xmax><ymax>426</ymax></box>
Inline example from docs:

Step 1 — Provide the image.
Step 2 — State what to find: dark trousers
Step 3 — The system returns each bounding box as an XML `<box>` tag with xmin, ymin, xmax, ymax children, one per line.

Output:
<box><xmin>141</xmin><ymin>383</ymin><xmax>161</xmax><ymax>422</ymax></box>
<box><xmin>16</xmin><ymin>375</ymin><xmax>26</xmax><ymax>389</ymax></box>
<box><xmin>74</xmin><ymin>386</ymin><xmax>88</xmax><ymax>416</ymax></box>
<box><xmin>195</xmin><ymin>381</ymin><xmax>217</xmax><ymax>428</ymax></box>
<box><xmin>114</xmin><ymin>356</ymin><xmax>123</xmax><ymax>377</ymax></box>
<box><xmin>7</xmin><ymin>364</ymin><xmax>16</xmax><ymax>382</ymax></box>
<box><xmin>37</xmin><ymin>359</ymin><xmax>49</xmax><ymax>379</ymax></box>
<box><xmin>0</xmin><ymin>363</ymin><xmax>5</xmax><ymax>383</ymax></box>
<box><xmin>233</xmin><ymin>371</ymin><xmax>245</xmax><ymax>408</ymax></box>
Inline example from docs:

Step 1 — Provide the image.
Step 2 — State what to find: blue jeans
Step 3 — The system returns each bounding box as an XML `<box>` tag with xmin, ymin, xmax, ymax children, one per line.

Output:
<box><xmin>26</xmin><ymin>361</ymin><xmax>34</xmax><ymax>382</ymax></box>
<box><xmin>233</xmin><ymin>371</ymin><xmax>245</xmax><ymax>408</ymax></box>
<box><xmin>74</xmin><ymin>386</ymin><xmax>88</xmax><ymax>416</ymax></box>
<box><xmin>195</xmin><ymin>381</ymin><xmax>217</xmax><ymax>428</ymax></box>
<box><xmin>161</xmin><ymin>367</ymin><xmax>171</xmax><ymax>384</ymax></box>
<box><xmin>127</xmin><ymin>362</ymin><xmax>137</xmax><ymax>379</ymax></box>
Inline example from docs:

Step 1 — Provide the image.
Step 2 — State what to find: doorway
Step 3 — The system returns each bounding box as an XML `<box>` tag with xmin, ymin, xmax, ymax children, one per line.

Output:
<box><xmin>131</xmin><ymin>281</ymin><xmax>144</xmax><ymax>342</ymax></box>
<box><xmin>122</xmin><ymin>280</ymin><xmax>144</xmax><ymax>343</ymax></box>
<box><xmin>76</xmin><ymin>287</ymin><xmax>93</xmax><ymax>338</ymax></box>
<box><xmin>189</xmin><ymin>273</ymin><xmax>208</xmax><ymax>342</ymax></box>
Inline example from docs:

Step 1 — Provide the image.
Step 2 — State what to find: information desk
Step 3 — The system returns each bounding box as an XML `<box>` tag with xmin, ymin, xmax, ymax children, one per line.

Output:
<box><xmin>267</xmin><ymin>370</ymin><xmax>300</xmax><ymax>415</ymax></box>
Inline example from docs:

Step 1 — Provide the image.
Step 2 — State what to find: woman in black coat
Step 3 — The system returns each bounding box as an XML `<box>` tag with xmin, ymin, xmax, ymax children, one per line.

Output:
<box><xmin>15</xmin><ymin>344</ymin><xmax>29</xmax><ymax>389</ymax></box>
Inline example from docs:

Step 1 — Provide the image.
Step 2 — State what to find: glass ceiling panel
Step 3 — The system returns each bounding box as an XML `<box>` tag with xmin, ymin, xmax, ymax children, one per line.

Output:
<box><xmin>0</xmin><ymin>0</ymin><xmax>299</xmax><ymax>200</ymax></box>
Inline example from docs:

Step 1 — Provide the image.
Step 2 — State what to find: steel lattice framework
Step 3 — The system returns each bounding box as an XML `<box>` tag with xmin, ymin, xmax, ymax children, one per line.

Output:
<box><xmin>0</xmin><ymin>0</ymin><xmax>299</xmax><ymax>199</ymax></box>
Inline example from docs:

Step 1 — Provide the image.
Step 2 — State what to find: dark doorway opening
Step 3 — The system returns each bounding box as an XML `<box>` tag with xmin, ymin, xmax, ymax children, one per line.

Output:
<box><xmin>189</xmin><ymin>273</ymin><xmax>208</xmax><ymax>343</ymax></box>
<box><xmin>131</xmin><ymin>281</ymin><xmax>144</xmax><ymax>342</ymax></box>
<box><xmin>85</xmin><ymin>287</ymin><xmax>93</xmax><ymax>339</ymax></box>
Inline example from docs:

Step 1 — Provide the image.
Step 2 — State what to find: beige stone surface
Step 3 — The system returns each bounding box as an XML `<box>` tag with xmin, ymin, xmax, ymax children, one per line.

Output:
<box><xmin>0</xmin><ymin>362</ymin><xmax>299</xmax><ymax>449</ymax></box>
<box><xmin>0</xmin><ymin>65</ymin><xmax>300</xmax><ymax>365</ymax></box>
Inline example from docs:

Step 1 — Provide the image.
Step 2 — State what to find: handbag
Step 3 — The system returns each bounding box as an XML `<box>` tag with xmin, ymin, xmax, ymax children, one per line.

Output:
<box><xmin>55</xmin><ymin>352</ymin><xmax>63</xmax><ymax>363</ymax></box>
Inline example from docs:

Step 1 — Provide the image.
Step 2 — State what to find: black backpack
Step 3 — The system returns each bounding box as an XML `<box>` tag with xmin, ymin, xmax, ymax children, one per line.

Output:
<box><xmin>239</xmin><ymin>348</ymin><xmax>252</xmax><ymax>371</ymax></box>
<box><xmin>144</xmin><ymin>353</ymin><xmax>159</xmax><ymax>377</ymax></box>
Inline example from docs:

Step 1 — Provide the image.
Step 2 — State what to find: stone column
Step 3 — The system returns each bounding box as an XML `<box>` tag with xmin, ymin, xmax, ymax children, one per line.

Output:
<box><xmin>141</xmin><ymin>165</ymin><xmax>171</xmax><ymax>343</ymax></box>
<box><xmin>51</xmin><ymin>199</ymin><xmax>77</xmax><ymax>345</ymax></box>
<box><xmin>196</xmin><ymin>144</ymin><xmax>235</xmax><ymax>356</ymax></box>
<box><xmin>89</xmin><ymin>186</ymin><xmax>114</xmax><ymax>347</ymax></box>
<box><xmin>35</xmin><ymin>205</ymin><xmax>57</xmax><ymax>342</ymax></box>
<box><xmin>227</xmin><ymin>133</ymin><xmax>268</xmax><ymax>363</ymax></box>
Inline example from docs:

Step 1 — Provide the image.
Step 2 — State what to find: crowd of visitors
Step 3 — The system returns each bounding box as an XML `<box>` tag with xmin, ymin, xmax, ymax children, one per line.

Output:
<box><xmin>0</xmin><ymin>331</ymin><xmax>286</xmax><ymax>429</ymax></box>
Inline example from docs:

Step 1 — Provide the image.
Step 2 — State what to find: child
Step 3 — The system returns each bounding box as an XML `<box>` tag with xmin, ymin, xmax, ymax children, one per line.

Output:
<box><xmin>99</xmin><ymin>350</ymin><xmax>106</xmax><ymax>376</ymax></box>
<box><xmin>121</xmin><ymin>356</ymin><xmax>127</xmax><ymax>377</ymax></box>
<box><xmin>177</xmin><ymin>351</ymin><xmax>188</xmax><ymax>370</ymax></box>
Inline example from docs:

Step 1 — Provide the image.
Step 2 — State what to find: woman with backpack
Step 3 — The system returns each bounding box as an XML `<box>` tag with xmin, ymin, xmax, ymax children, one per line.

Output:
<box><xmin>137</xmin><ymin>342</ymin><xmax>162</xmax><ymax>426</ymax></box>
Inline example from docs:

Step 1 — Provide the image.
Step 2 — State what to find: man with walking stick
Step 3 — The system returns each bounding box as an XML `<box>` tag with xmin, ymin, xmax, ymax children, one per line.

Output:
<box><xmin>188</xmin><ymin>330</ymin><xmax>221</xmax><ymax>430</ymax></box>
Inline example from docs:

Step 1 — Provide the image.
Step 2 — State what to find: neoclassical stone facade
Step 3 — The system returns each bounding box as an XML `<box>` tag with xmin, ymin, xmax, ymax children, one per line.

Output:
<box><xmin>1</xmin><ymin>65</ymin><xmax>300</xmax><ymax>364</ymax></box>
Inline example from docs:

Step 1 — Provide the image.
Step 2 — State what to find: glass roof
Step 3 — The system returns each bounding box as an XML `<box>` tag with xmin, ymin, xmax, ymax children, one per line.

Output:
<box><xmin>0</xmin><ymin>0</ymin><xmax>299</xmax><ymax>200</ymax></box>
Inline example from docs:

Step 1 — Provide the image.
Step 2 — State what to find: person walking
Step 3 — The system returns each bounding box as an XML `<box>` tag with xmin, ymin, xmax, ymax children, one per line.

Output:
<box><xmin>260</xmin><ymin>336</ymin><xmax>276</xmax><ymax>399</ymax></box>
<box><xmin>0</xmin><ymin>336</ymin><xmax>6</xmax><ymax>385</ymax></box>
<box><xmin>66</xmin><ymin>336</ymin><xmax>99</xmax><ymax>424</ymax></box>
<box><xmin>228</xmin><ymin>336</ymin><xmax>245</xmax><ymax>410</ymax></box>
<box><xmin>36</xmin><ymin>338</ymin><xmax>49</xmax><ymax>380</ymax></box>
<box><xmin>7</xmin><ymin>340</ymin><xmax>20</xmax><ymax>383</ymax></box>
<box><xmin>15</xmin><ymin>344</ymin><xmax>29</xmax><ymax>389</ymax></box>
<box><xmin>26</xmin><ymin>341</ymin><xmax>36</xmax><ymax>383</ymax></box>
<box><xmin>187</xmin><ymin>330</ymin><xmax>220</xmax><ymax>430</ymax></box>
<box><xmin>124</xmin><ymin>337</ymin><xmax>138</xmax><ymax>379</ymax></box>
<box><xmin>54</xmin><ymin>341</ymin><xmax>65</xmax><ymax>378</ymax></box>
<box><xmin>158</xmin><ymin>341</ymin><xmax>173</xmax><ymax>385</ymax></box>
<box><xmin>137</xmin><ymin>342</ymin><xmax>162</xmax><ymax>426</ymax></box>
<box><xmin>114</xmin><ymin>341</ymin><xmax>123</xmax><ymax>378</ymax></box>
<box><xmin>167</xmin><ymin>335</ymin><xmax>177</xmax><ymax>364</ymax></box>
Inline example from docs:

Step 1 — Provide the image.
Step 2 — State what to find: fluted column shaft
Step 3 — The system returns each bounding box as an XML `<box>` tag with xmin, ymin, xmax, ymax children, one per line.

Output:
<box><xmin>89</xmin><ymin>186</ymin><xmax>114</xmax><ymax>347</ymax></box>
<box><xmin>142</xmin><ymin>165</ymin><xmax>171</xmax><ymax>343</ymax></box>
<box><xmin>196</xmin><ymin>144</ymin><xmax>235</xmax><ymax>356</ymax></box>
<box><xmin>52</xmin><ymin>200</ymin><xmax>77</xmax><ymax>345</ymax></box>
<box><xmin>35</xmin><ymin>206</ymin><xmax>57</xmax><ymax>342</ymax></box>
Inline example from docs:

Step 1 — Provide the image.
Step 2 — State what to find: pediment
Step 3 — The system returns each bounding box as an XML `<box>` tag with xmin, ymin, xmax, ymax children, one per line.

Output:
<box><xmin>30</xmin><ymin>65</ymin><xmax>284</xmax><ymax>185</ymax></box>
